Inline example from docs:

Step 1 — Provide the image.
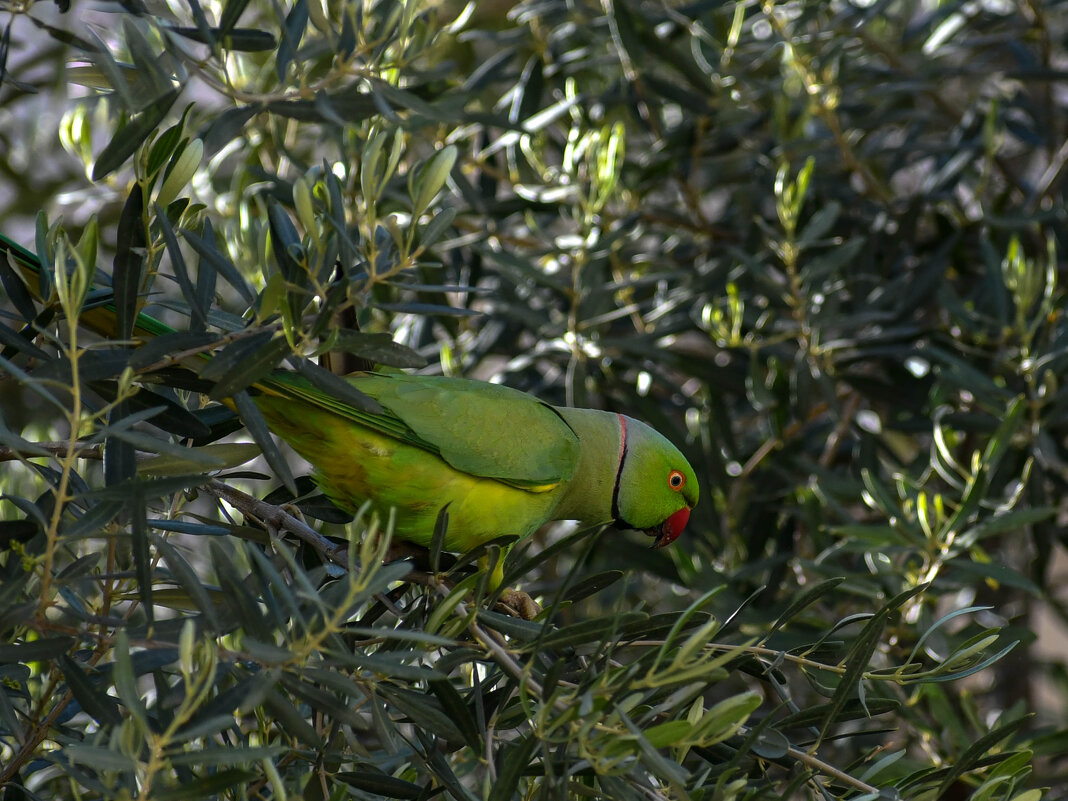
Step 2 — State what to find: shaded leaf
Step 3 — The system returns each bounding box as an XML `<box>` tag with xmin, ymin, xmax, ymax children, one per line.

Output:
<box><xmin>167</xmin><ymin>25</ymin><xmax>276</xmax><ymax>51</ymax></box>
<box><xmin>152</xmin><ymin>769</ymin><xmax>258</xmax><ymax>801</ymax></box>
<box><xmin>335</xmin><ymin>772</ymin><xmax>424</xmax><ymax>799</ymax></box>
<box><xmin>231</xmin><ymin>389</ymin><xmax>297</xmax><ymax>495</ymax></box>
<box><xmin>58</xmin><ymin>655</ymin><xmax>122</xmax><ymax>728</ymax></box>
<box><xmin>319</xmin><ymin>330</ymin><xmax>427</xmax><ymax>369</ymax></box>
<box><xmin>113</xmin><ymin>182</ymin><xmax>147</xmax><ymax>340</ymax></box>
<box><xmin>93</xmin><ymin>89</ymin><xmax>180</xmax><ymax>180</ymax></box>
<box><xmin>0</xmin><ymin>637</ymin><xmax>74</xmax><ymax>663</ymax></box>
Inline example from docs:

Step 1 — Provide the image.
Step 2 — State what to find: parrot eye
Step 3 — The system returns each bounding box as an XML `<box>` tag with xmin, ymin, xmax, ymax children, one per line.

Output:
<box><xmin>668</xmin><ymin>470</ymin><xmax>685</xmax><ymax>491</ymax></box>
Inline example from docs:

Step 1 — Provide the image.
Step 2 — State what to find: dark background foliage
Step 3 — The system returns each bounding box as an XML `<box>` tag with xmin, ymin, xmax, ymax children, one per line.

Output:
<box><xmin>1</xmin><ymin>0</ymin><xmax>1066</xmax><ymax>798</ymax></box>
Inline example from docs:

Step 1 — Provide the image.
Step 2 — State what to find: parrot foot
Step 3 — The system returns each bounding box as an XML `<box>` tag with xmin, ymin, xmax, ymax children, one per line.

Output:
<box><xmin>496</xmin><ymin>588</ymin><xmax>541</xmax><ymax>620</ymax></box>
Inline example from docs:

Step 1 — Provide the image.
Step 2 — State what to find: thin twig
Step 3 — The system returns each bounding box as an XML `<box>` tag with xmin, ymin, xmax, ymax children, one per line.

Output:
<box><xmin>734</xmin><ymin>725</ymin><xmax>880</xmax><ymax>796</ymax></box>
<box><xmin>201</xmin><ymin>478</ymin><xmax>448</xmax><ymax>591</ymax></box>
<box><xmin>203</xmin><ymin>479</ymin><xmax>349</xmax><ymax>567</ymax></box>
<box><xmin>0</xmin><ymin>441</ymin><xmax>104</xmax><ymax>462</ymax></box>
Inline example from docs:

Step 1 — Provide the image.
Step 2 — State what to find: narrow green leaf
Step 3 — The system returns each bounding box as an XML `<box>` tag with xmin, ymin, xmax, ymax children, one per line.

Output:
<box><xmin>539</xmin><ymin>613</ymin><xmax>647</xmax><ymax>651</ymax></box>
<box><xmin>320</xmin><ymin>330</ymin><xmax>427</xmax><ymax>369</ymax></box>
<box><xmin>275</xmin><ymin>0</ymin><xmax>308</xmax><ymax>80</ymax></box>
<box><xmin>769</xmin><ymin>578</ymin><xmax>845</xmax><ymax>635</ymax></box>
<box><xmin>139</xmin><ymin>443</ymin><xmax>259</xmax><ymax>477</ymax></box>
<box><xmin>266</xmin><ymin>198</ymin><xmax>303</xmax><ymax>283</ymax></box>
<box><xmin>818</xmin><ymin>585</ymin><xmax>926</xmax><ymax>741</ymax></box>
<box><xmin>935</xmin><ymin>716</ymin><xmax>1030</xmax><ymax>797</ymax></box>
<box><xmin>925</xmin><ymin>346</ymin><xmax>1015</xmax><ymax>401</ymax></box>
<box><xmin>345</xmin><ymin>626</ymin><xmax>457</xmax><ymax>647</ymax></box>
<box><xmin>960</xmin><ymin>506</ymin><xmax>1056</xmax><ymax>542</ymax></box>
<box><xmin>371</xmin><ymin>80</ymin><xmax>459</xmax><ymax>123</ymax></box>
<box><xmin>645</xmin><ymin>719</ymin><xmax>691</xmax><ymax>748</ymax></box>
<box><xmin>153</xmin><ymin>534</ymin><xmax>221</xmax><ymax>632</ymax></box>
<box><xmin>112</xmin><ymin>630</ymin><xmax>148</xmax><ymax>726</ymax></box>
<box><xmin>293</xmin><ymin>358</ymin><xmax>383</xmax><ymax>413</ymax></box>
<box><xmin>563</xmin><ymin>570</ymin><xmax>623</xmax><ymax>603</ymax></box>
<box><xmin>798</xmin><ymin>201</ymin><xmax>841</xmax><ymax>247</ymax></box>
<box><xmin>620</xmin><ymin>710</ymin><xmax>688</xmax><ymax>785</ymax></box>
<box><xmin>128</xmin><ymin>331</ymin><xmax>219</xmax><ymax>369</ymax></box>
<box><xmin>200</xmin><ymin>329</ymin><xmax>275</xmax><ymax>382</ymax></box>
<box><xmin>377</xmin><ymin>685</ymin><xmax>466</xmax><ymax>743</ymax></box>
<box><xmin>151</xmin><ymin>769</ymin><xmax>257</xmax><ymax>801</ymax></box>
<box><xmin>167</xmin><ymin>746</ymin><xmax>286</xmax><ymax>767</ymax></box>
<box><xmin>113</xmin><ymin>182</ymin><xmax>147</xmax><ymax>339</ymax></box>
<box><xmin>167</xmin><ymin>25</ymin><xmax>276</xmax><ymax>51</ymax></box>
<box><xmin>927</xmin><ymin>640</ymin><xmax>1019</xmax><ymax>683</ymax></box>
<box><xmin>79</xmin><ymin>474</ymin><xmax>207</xmax><ymax>502</ymax></box>
<box><xmin>208</xmin><ymin>336</ymin><xmax>291</xmax><ymax>399</ymax></box>
<box><xmin>416</xmin><ymin>729</ymin><xmax>480</xmax><ymax>801</ymax></box>
<box><xmin>371</xmin><ymin>301</ymin><xmax>479</xmax><ymax>317</ymax></box>
<box><xmin>421</xmin><ymin>207</ymin><xmax>456</xmax><ymax>248</ymax></box>
<box><xmin>64</xmin><ymin>744</ymin><xmax>138</xmax><ymax>772</ymax></box>
<box><xmin>93</xmin><ymin>88</ymin><xmax>180</xmax><ymax>180</ymax></box>
<box><xmin>130</xmin><ymin>486</ymin><xmax>153</xmax><ymax>625</ymax></box>
<box><xmin>335</xmin><ymin>772</ymin><xmax>424</xmax><ymax>800</ymax></box>
<box><xmin>174</xmin><ymin>712</ymin><xmax>241</xmax><ymax>740</ymax></box>
<box><xmin>266</xmin><ymin>89</ymin><xmax>377</xmax><ymax>123</ymax></box>
<box><xmin>0</xmin><ymin>637</ymin><xmax>74</xmax><ymax>663</ymax></box>
<box><xmin>231</xmin><ymin>390</ymin><xmax>297</xmax><ymax>496</ymax></box>
<box><xmin>778</xmin><ymin>698</ymin><xmax>898</xmax><ymax>729</ymax></box>
<box><xmin>428</xmin><ymin>504</ymin><xmax>449</xmax><ymax>575</ymax></box>
<box><xmin>62</xmin><ymin>500</ymin><xmax>125</xmax><ymax>538</ymax></box>
<box><xmin>340</xmin><ymin>652</ymin><xmax>444</xmax><ymax>682</ymax></box>
<box><xmin>0</xmin><ymin>319</ymin><xmax>51</xmax><ymax>361</ymax></box>
<box><xmin>411</xmin><ymin>145</ymin><xmax>457</xmax><ymax>215</ymax></box>
<box><xmin>218</xmin><ymin>0</ymin><xmax>251</xmax><ymax>35</ymax></box>
<box><xmin>0</xmin><ymin>246</ymin><xmax>38</xmax><ymax>322</ymax></box>
<box><xmin>489</xmin><ymin>734</ymin><xmax>538</xmax><ymax>801</ymax></box>
<box><xmin>429</xmin><ymin>678</ymin><xmax>481</xmax><ymax>750</ymax></box>
<box><xmin>181</xmin><ymin>223</ymin><xmax>257</xmax><ymax>305</ymax></box>
<box><xmin>58</xmin><ymin>655</ymin><xmax>123</xmax><ymax>728</ymax></box>
<box><xmin>210</xmin><ymin>539</ymin><xmax>270</xmax><ymax>638</ymax></box>
<box><xmin>948</xmin><ymin>560</ymin><xmax>1042</xmax><ymax>595</ymax></box>
<box><xmin>147</xmin><ymin>114</ymin><xmax>190</xmax><ymax>179</ymax></box>
<box><xmin>157</xmin><ymin>204</ymin><xmax>208</xmax><ymax>330</ymax></box>
<box><xmin>26</xmin><ymin>15</ymin><xmax>100</xmax><ymax>53</ymax></box>
<box><xmin>263</xmin><ymin>686</ymin><xmax>323</xmax><ymax>747</ymax></box>
<box><xmin>858</xmin><ymin>748</ymin><xmax>907</xmax><ymax>783</ymax></box>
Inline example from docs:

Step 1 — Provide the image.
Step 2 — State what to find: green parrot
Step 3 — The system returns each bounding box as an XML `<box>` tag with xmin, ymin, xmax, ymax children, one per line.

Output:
<box><xmin>254</xmin><ymin>371</ymin><xmax>698</xmax><ymax>553</ymax></box>
<box><xmin>1</xmin><ymin>233</ymin><xmax>699</xmax><ymax>559</ymax></box>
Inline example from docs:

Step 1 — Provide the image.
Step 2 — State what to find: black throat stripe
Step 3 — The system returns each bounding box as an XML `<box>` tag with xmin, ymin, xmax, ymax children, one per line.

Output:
<box><xmin>610</xmin><ymin>413</ymin><xmax>629</xmax><ymax>522</ymax></box>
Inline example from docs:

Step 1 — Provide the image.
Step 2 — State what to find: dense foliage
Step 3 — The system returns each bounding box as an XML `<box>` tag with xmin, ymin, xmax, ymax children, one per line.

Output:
<box><xmin>1</xmin><ymin>0</ymin><xmax>1066</xmax><ymax>798</ymax></box>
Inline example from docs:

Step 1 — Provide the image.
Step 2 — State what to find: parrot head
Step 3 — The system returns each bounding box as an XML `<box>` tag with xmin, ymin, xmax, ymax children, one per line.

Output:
<box><xmin>612</xmin><ymin>416</ymin><xmax>699</xmax><ymax>548</ymax></box>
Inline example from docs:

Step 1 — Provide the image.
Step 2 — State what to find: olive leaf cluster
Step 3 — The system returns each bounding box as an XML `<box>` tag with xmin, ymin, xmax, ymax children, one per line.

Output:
<box><xmin>1</xmin><ymin>1</ymin><xmax>1066</xmax><ymax>799</ymax></box>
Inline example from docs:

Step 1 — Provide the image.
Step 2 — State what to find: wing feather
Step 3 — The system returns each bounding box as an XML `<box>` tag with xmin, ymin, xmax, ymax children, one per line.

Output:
<box><xmin>257</xmin><ymin>372</ymin><xmax>579</xmax><ymax>489</ymax></box>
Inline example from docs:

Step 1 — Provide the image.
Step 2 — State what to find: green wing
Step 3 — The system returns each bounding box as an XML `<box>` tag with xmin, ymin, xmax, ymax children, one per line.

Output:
<box><xmin>258</xmin><ymin>372</ymin><xmax>579</xmax><ymax>489</ymax></box>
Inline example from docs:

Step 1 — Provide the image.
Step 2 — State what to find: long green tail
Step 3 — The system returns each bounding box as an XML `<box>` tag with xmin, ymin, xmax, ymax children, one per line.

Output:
<box><xmin>0</xmin><ymin>230</ymin><xmax>177</xmax><ymax>343</ymax></box>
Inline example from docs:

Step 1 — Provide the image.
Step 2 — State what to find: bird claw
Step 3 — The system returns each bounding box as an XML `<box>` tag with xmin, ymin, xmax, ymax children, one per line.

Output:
<box><xmin>496</xmin><ymin>588</ymin><xmax>541</xmax><ymax>620</ymax></box>
<box><xmin>378</xmin><ymin>543</ymin><xmax>539</xmax><ymax>619</ymax></box>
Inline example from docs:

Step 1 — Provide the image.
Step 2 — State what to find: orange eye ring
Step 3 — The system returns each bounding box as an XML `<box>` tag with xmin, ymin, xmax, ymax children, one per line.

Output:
<box><xmin>668</xmin><ymin>470</ymin><xmax>686</xmax><ymax>491</ymax></box>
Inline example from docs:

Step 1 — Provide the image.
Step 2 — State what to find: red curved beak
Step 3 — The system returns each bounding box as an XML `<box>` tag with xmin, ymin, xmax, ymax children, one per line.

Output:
<box><xmin>652</xmin><ymin>506</ymin><xmax>690</xmax><ymax>549</ymax></box>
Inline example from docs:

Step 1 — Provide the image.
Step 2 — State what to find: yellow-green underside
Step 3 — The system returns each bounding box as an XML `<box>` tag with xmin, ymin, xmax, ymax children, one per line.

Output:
<box><xmin>253</xmin><ymin>395</ymin><xmax>561</xmax><ymax>552</ymax></box>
